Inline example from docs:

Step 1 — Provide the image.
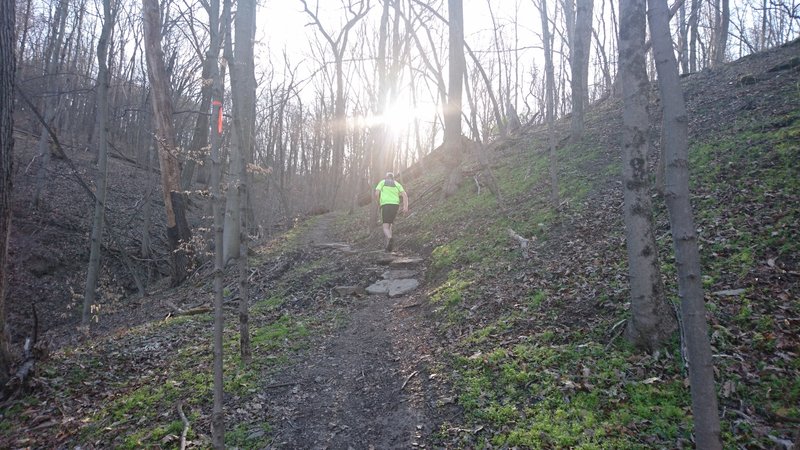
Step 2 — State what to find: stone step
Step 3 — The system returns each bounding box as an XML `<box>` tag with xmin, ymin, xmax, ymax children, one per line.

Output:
<box><xmin>366</xmin><ymin>279</ymin><xmax>420</xmax><ymax>297</ymax></box>
<box><xmin>382</xmin><ymin>269</ymin><xmax>417</xmax><ymax>280</ymax></box>
<box><xmin>388</xmin><ymin>257</ymin><xmax>424</xmax><ymax>268</ymax></box>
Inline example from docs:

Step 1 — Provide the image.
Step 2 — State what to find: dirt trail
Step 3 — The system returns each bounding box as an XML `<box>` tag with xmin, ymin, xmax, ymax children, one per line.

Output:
<box><xmin>263</xmin><ymin>216</ymin><xmax>445</xmax><ymax>449</ymax></box>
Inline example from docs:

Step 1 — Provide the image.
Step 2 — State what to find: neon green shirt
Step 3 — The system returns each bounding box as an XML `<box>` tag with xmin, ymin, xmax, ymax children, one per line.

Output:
<box><xmin>375</xmin><ymin>179</ymin><xmax>405</xmax><ymax>206</ymax></box>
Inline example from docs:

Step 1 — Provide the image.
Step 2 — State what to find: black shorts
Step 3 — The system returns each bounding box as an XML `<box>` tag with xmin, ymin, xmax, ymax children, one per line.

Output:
<box><xmin>381</xmin><ymin>204</ymin><xmax>400</xmax><ymax>224</ymax></box>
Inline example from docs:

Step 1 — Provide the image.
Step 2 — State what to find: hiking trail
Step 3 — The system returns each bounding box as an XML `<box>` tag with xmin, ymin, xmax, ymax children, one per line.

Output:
<box><xmin>260</xmin><ymin>214</ymin><xmax>450</xmax><ymax>449</ymax></box>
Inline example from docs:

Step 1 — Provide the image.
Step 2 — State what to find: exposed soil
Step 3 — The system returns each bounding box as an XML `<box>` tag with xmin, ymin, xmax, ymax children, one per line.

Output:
<box><xmin>247</xmin><ymin>215</ymin><xmax>447</xmax><ymax>449</ymax></box>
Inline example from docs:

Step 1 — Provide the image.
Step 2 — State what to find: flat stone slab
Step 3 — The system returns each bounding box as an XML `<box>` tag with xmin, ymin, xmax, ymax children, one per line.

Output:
<box><xmin>388</xmin><ymin>257</ymin><xmax>424</xmax><ymax>268</ymax></box>
<box><xmin>382</xmin><ymin>269</ymin><xmax>417</xmax><ymax>280</ymax></box>
<box><xmin>366</xmin><ymin>280</ymin><xmax>391</xmax><ymax>295</ymax></box>
<box><xmin>333</xmin><ymin>285</ymin><xmax>366</xmax><ymax>296</ymax></box>
<box><xmin>366</xmin><ymin>278</ymin><xmax>419</xmax><ymax>297</ymax></box>
<box><xmin>388</xmin><ymin>279</ymin><xmax>419</xmax><ymax>297</ymax></box>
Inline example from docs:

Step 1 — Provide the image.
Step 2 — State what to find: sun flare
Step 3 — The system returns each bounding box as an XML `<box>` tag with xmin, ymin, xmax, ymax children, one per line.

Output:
<box><xmin>354</xmin><ymin>100</ymin><xmax>438</xmax><ymax>135</ymax></box>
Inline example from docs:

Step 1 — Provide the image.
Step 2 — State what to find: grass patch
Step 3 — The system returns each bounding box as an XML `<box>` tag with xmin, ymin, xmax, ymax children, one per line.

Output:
<box><xmin>75</xmin><ymin>312</ymin><xmax>312</xmax><ymax>447</ymax></box>
<box><xmin>451</xmin><ymin>339</ymin><xmax>692</xmax><ymax>448</ymax></box>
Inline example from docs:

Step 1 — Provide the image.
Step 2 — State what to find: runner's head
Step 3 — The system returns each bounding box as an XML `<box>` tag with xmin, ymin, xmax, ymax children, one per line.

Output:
<box><xmin>386</xmin><ymin>172</ymin><xmax>394</xmax><ymax>179</ymax></box>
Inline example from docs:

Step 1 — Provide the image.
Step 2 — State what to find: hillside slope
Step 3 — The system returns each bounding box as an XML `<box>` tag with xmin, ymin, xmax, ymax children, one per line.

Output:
<box><xmin>2</xmin><ymin>39</ymin><xmax>799</xmax><ymax>448</ymax></box>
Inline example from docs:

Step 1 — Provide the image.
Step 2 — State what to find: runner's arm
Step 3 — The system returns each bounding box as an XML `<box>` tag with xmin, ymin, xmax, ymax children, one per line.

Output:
<box><xmin>401</xmin><ymin>191</ymin><xmax>409</xmax><ymax>213</ymax></box>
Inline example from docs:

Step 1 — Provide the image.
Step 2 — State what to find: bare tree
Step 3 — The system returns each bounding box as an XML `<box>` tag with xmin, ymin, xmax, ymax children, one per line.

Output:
<box><xmin>442</xmin><ymin>0</ymin><xmax>466</xmax><ymax>198</ymax></box>
<box><xmin>570</xmin><ymin>0</ymin><xmax>594</xmax><ymax>137</ymax></box>
<box><xmin>142</xmin><ymin>0</ymin><xmax>193</xmax><ymax>285</ymax></box>
<box><xmin>536</xmin><ymin>0</ymin><xmax>560</xmax><ymax>208</ymax></box>
<box><xmin>208</xmin><ymin>0</ymin><xmax>225</xmax><ymax>444</ymax></box>
<box><xmin>228</xmin><ymin>0</ymin><xmax>257</xmax><ymax>365</ymax></box>
<box><xmin>618</xmin><ymin>0</ymin><xmax>677</xmax><ymax>350</ymax></box>
<box><xmin>301</xmin><ymin>0</ymin><xmax>370</xmax><ymax>208</ymax></box>
<box><xmin>32</xmin><ymin>0</ymin><xmax>69</xmax><ymax>209</ymax></box>
<box><xmin>0</xmin><ymin>0</ymin><xmax>16</xmax><ymax>387</ymax></box>
<box><xmin>712</xmin><ymin>0</ymin><xmax>730</xmax><ymax>65</ymax></box>
<box><xmin>81</xmin><ymin>0</ymin><xmax>115</xmax><ymax>326</ymax></box>
<box><xmin>689</xmin><ymin>0</ymin><xmax>699</xmax><ymax>71</ymax></box>
<box><xmin>648</xmin><ymin>0</ymin><xmax>722</xmax><ymax>446</ymax></box>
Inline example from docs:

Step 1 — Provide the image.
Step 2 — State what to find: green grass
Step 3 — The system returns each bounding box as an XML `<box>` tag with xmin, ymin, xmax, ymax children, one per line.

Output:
<box><xmin>71</xmin><ymin>311</ymin><xmax>313</xmax><ymax>447</ymax></box>
<box><xmin>451</xmin><ymin>339</ymin><xmax>692</xmax><ymax>448</ymax></box>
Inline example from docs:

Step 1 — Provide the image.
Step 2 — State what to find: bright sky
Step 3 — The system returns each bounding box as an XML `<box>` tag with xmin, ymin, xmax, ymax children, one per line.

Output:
<box><xmin>257</xmin><ymin>0</ymin><xmax>544</xmax><ymax>136</ymax></box>
<box><xmin>258</xmin><ymin>0</ymin><xmax>542</xmax><ymax>77</ymax></box>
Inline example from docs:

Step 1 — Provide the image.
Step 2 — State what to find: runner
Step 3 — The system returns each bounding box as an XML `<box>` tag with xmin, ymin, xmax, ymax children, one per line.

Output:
<box><xmin>373</xmin><ymin>172</ymin><xmax>409</xmax><ymax>252</ymax></box>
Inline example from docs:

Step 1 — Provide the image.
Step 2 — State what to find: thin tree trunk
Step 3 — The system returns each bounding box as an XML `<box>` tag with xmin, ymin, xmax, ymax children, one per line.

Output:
<box><xmin>647</xmin><ymin>0</ymin><xmax>722</xmax><ymax>447</ymax></box>
<box><xmin>0</xmin><ymin>0</ymin><xmax>16</xmax><ymax>386</ymax></box>
<box><xmin>208</xmin><ymin>0</ymin><xmax>225</xmax><ymax>445</ymax></box>
<box><xmin>17</xmin><ymin>0</ymin><xmax>31</xmax><ymax>64</ymax></box>
<box><xmin>538</xmin><ymin>0</ymin><xmax>559</xmax><ymax>208</ymax></box>
<box><xmin>142</xmin><ymin>0</ymin><xmax>192</xmax><ymax>285</ymax></box>
<box><xmin>486</xmin><ymin>0</ymin><xmax>506</xmax><ymax>136</ymax></box>
<box><xmin>619</xmin><ymin>0</ymin><xmax>677</xmax><ymax>350</ymax></box>
<box><xmin>141</xmin><ymin>136</ymin><xmax>154</xmax><ymax>284</ymax></box>
<box><xmin>571</xmin><ymin>0</ymin><xmax>594</xmax><ymax>137</ymax></box>
<box><xmin>231</xmin><ymin>0</ymin><xmax>256</xmax><ymax>366</ymax></box>
<box><xmin>689</xmin><ymin>0</ymin><xmax>699</xmax><ymax>72</ymax></box>
<box><xmin>443</xmin><ymin>0</ymin><xmax>465</xmax><ymax>198</ymax></box>
<box><xmin>180</xmin><ymin>53</ymin><xmax>214</xmax><ymax>190</ymax></box>
<box><xmin>32</xmin><ymin>0</ymin><xmax>69</xmax><ymax>209</ymax></box>
<box><xmin>81</xmin><ymin>0</ymin><xmax>114</xmax><ymax>326</ymax></box>
<box><xmin>679</xmin><ymin>0</ymin><xmax>689</xmax><ymax>73</ymax></box>
<box><xmin>712</xmin><ymin>0</ymin><xmax>729</xmax><ymax>66</ymax></box>
<box><xmin>369</xmin><ymin>0</ymin><xmax>391</xmax><ymax>229</ymax></box>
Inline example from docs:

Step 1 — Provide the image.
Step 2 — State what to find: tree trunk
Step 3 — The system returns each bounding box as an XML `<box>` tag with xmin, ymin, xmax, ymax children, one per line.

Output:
<box><xmin>180</xmin><ymin>51</ymin><xmax>214</xmax><ymax>190</ymax></box>
<box><xmin>678</xmin><ymin>0</ymin><xmax>689</xmax><ymax>73</ymax></box>
<box><xmin>647</xmin><ymin>0</ymin><xmax>722</xmax><ymax>447</ymax></box>
<box><xmin>32</xmin><ymin>0</ymin><xmax>69</xmax><ymax>209</ymax></box>
<box><xmin>618</xmin><ymin>0</ymin><xmax>677</xmax><ymax>350</ymax></box>
<box><xmin>485</xmin><ymin>0</ymin><xmax>506</xmax><ymax>136</ymax></box>
<box><xmin>571</xmin><ymin>0</ymin><xmax>594</xmax><ymax>137</ymax></box>
<box><xmin>81</xmin><ymin>0</ymin><xmax>114</xmax><ymax>326</ymax></box>
<box><xmin>208</xmin><ymin>0</ymin><xmax>225</xmax><ymax>446</ymax></box>
<box><xmin>142</xmin><ymin>0</ymin><xmax>192</xmax><ymax>285</ymax></box>
<box><xmin>689</xmin><ymin>0</ymin><xmax>699</xmax><ymax>72</ymax></box>
<box><xmin>442</xmin><ymin>0</ymin><xmax>465</xmax><ymax>198</ymax></box>
<box><xmin>230</xmin><ymin>0</ymin><xmax>256</xmax><ymax>366</ymax></box>
<box><xmin>0</xmin><ymin>0</ymin><xmax>16</xmax><ymax>387</ymax></box>
<box><xmin>537</xmin><ymin>0</ymin><xmax>559</xmax><ymax>208</ymax></box>
<box><xmin>712</xmin><ymin>0</ymin><xmax>729</xmax><ymax>66</ymax></box>
<box><xmin>17</xmin><ymin>0</ymin><xmax>31</xmax><ymax>66</ymax></box>
<box><xmin>141</xmin><ymin>137</ymin><xmax>154</xmax><ymax>285</ymax></box>
<box><xmin>369</xmin><ymin>0</ymin><xmax>391</xmax><ymax>229</ymax></box>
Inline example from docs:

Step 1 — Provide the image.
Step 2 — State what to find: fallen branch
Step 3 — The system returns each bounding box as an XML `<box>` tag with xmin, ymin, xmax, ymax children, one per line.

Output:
<box><xmin>507</xmin><ymin>228</ymin><xmax>532</xmax><ymax>257</ymax></box>
<box><xmin>605</xmin><ymin>318</ymin><xmax>628</xmax><ymax>350</ymax></box>
<box><xmin>177</xmin><ymin>401</ymin><xmax>190</xmax><ymax>450</ymax></box>
<box><xmin>399</xmin><ymin>370</ymin><xmax>419</xmax><ymax>392</ymax></box>
<box><xmin>3</xmin><ymin>304</ymin><xmax>40</xmax><ymax>400</ymax></box>
<box><xmin>165</xmin><ymin>300</ymin><xmax>212</xmax><ymax>318</ymax></box>
<box><xmin>179</xmin><ymin>306</ymin><xmax>212</xmax><ymax>316</ymax></box>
